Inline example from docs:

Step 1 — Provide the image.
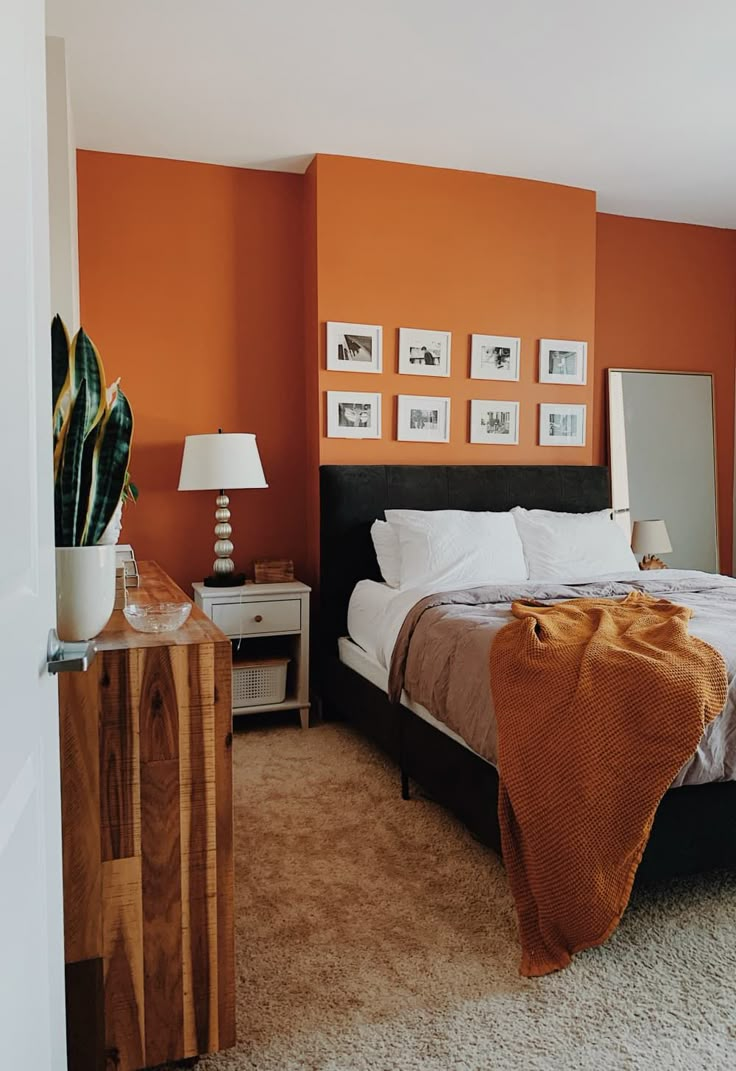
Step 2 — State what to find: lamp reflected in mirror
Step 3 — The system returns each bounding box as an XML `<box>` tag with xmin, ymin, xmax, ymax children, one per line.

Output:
<box><xmin>632</xmin><ymin>518</ymin><xmax>672</xmax><ymax>570</ymax></box>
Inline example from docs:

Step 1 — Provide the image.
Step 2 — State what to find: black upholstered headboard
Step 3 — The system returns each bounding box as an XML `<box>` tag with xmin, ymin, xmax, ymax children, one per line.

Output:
<box><xmin>319</xmin><ymin>464</ymin><xmax>610</xmax><ymax>653</ymax></box>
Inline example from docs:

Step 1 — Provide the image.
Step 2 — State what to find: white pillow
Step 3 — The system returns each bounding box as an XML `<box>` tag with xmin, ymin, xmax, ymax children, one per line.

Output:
<box><xmin>511</xmin><ymin>507</ymin><xmax>638</xmax><ymax>580</ymax></box>
<box><xmin>370</xmin><ymin>520</ymin><xmax>401</xmax><ymax>588</ymax></box>
<box><xmin>384</xmin><ymin>509</ymin><xmax>528</xmax><ymax>590</ymax></box>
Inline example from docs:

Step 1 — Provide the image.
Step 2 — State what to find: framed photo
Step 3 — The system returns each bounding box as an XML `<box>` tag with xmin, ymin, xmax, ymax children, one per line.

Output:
<box><xmin>470</xmin><ymin>400</ymin><xmax>519</xmax><ymax>445</ymax></box>
<box><xmin>326</xmin><ymin>391</ymin><xmax>382</xmax><ymax>439</ymax></box>
<box><xmin>539</xmin><ymin>403</ymin><xmax>586</xmax><ymax>447</ymax></box>
<box><xmin>470</xmin><ymin>335</ymin><xmax>520</xmax><ymax>381</ymax></box>
<box><xmin>539</xmin><ymin>339</ymin><xmax>587</xmax><ymax>385</ymax></box>
<box><xmin>326</xmin><ymin>322</ymin><xmax>382</xmax><ymax>373</ymax></box>
<box><xmin>398</xmin><ymin>328</ymin><xmax>451</xmax><ymax>377</ymax></box>
<box><xmin>397</xmin><ymin>395</ymin><xmax>450</xmax><ymax>443</ymax></box>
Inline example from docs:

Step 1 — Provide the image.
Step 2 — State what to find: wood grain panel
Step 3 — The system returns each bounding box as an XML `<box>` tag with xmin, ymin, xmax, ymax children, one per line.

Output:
<box><xmin>141</xmin><ymin>758</ymin><xmax>183</xmax><ymax>1067</ymax></box>
<box><xmin>171</xmin><ymin>641</ymin><xmax>216</xmax><ymax>709</ymax></box>
<box><xmin>139</xmin><ymin>647</ymin><xmax>178</xmax><ymax>763</ymax></box>
<box><xmin>102</xmin><ymin>857</ymin><xmax>145</xmax><ymax>1070</ymax></box>
<box><xmin>180</xmin><ymin>681</ymin><xmax>218</xmax><ymax>1055</ymax></box>
<box><xmin>59</xmin><ymin>670</ymin><xmax>103</xmax><ymax>963</ymax></box>
<box><xmin>214</xmin><ymin>639</ymin><xmax>236</xmax><ymax>1048</ymax></box>
<box><xmin>65</xmin><ymin>957</ymin><xmax>104</xmax><ymax>1071</ymax></box>
<box><xmin>61</xmin><ymin>563</ymin><xmax>235</xmax><ymax>1070</ymax></box>
<box><xmin>100</xmin><ymin>650</ymin><xmax>140</xmax><ymax>861</ymax></box>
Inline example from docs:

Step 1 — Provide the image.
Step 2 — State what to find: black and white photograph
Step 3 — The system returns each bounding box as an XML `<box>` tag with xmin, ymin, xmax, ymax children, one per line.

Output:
<box><xmin>326</xmin><ymin>390</ymin><xmax>382</xmax><ymax>438</ymax></box>
<box><xmin>539</xmin><ymin>339</ymin><xmax>587</xmax><ymax>385</ymax></box>
<box><xmin>470</xmin><ymin>334</ymin><xmax>521</xmax><ymax>381</ymax></box>
<box><xmin>539</xmin><ymin>403</ymin><xmax>586</xmax><ymax>447</ymax></box>
<box><xmin>398</xmin><ymin>328</ymin><xmax>451</xmax><ymax>377</ymax></box>
<box><xmin>470</xmin><ymin>399</ymin><xmax>519</xmax><ymax>444</ymax></box>
<box><xmin>397</xmin><ymin>394</ymin><xmax>450</xmax><ymax>442</ymax></box>
<box><xmin>326</xmin><ymin>321</ymin><xmax>383</xmax><ymax>373</ymax></box>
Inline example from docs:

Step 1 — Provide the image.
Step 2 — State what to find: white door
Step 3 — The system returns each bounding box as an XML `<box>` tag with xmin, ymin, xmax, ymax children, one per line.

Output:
<box><xmin>0</xmin><ymin>0</ymin><xmax>68</xmax><ymax>1067</ymax></box>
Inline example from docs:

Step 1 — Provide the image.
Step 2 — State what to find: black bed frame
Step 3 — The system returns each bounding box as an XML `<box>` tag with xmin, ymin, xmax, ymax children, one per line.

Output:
<box><xmin>319</xmin><ymin>464</ymin><xmax>736</xmax><ymax>882</ymax></box>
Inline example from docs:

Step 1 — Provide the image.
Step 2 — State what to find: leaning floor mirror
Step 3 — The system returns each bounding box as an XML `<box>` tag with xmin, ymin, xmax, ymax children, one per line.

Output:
<box><xmin>608</xmin><ymin>369</ymin><xmax>719</xmax><ymax>572</ymax></box>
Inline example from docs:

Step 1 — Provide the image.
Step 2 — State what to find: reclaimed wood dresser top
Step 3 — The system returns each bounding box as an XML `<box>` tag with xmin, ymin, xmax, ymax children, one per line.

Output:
<box><xmin>94</xmin><ymin>560</ymin><xmax>229</xmax><ymax>651</ymax></box>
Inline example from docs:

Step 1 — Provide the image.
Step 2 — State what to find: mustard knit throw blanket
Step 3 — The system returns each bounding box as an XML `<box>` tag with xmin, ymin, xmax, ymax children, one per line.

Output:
<box><xmin>490</xmin><ymin>592</ymin><xmax>727</xmax><ymax>976</ymax></box>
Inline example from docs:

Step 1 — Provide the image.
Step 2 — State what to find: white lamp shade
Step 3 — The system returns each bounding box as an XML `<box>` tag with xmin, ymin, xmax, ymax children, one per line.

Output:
<box><xmin>178</xmin><ymin>433</ymin><xmax>268</xmax><ymax>491</ymax></box>
<box><xmin>631</xmin><ymin>519</ymin><xmax>672</xmax><ymax>556</ymax></box>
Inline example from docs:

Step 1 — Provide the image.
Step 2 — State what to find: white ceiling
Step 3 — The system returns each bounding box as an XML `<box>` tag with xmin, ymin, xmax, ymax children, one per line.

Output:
<box><xmin>47</xmin><ymin>0</ymin><xmax>736</xmax><ymax>227</ymax></box>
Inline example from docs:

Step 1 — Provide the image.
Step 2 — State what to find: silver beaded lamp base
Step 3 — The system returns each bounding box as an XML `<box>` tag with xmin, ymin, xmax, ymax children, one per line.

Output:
<box><xmin>203</xmin><ymin>492</ymin><xmax>246</xmax><ymax>587</ymax></box>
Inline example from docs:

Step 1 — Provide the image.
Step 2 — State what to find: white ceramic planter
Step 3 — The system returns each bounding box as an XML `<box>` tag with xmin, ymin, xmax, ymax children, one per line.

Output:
<box><xmin>56</xmin><ymin>544</ymin><xmax>117</xmax><ymax>642</ymax></box>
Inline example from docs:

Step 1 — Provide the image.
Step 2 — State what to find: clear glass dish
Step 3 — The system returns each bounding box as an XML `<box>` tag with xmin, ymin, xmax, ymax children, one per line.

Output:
<box><xmin>122</xmin><ymin>601</ymin><xmax>192</xmax><ymax>633</ymax></box>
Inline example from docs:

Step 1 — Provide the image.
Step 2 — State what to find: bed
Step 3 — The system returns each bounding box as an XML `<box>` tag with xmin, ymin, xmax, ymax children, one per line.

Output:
<box><xmin>318</xmin><ymin>463</ymin><xmax>736</xmax><ymax>883</ymax></box>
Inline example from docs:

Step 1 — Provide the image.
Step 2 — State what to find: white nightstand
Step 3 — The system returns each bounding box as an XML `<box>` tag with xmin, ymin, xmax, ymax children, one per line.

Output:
<box><xmin>193</xmin><ymin>579</ymin><xmax>311</xmax><ymax>728</ymax></box>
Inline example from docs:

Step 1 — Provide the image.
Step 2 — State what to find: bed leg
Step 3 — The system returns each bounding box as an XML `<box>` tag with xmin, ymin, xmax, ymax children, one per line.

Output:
<box><xmin>398</xmin><ymin>704</ymin><xmax>410</xmax><ymax>800</ymax></box>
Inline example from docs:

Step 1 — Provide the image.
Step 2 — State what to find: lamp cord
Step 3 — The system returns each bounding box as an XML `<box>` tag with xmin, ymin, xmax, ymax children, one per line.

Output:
<box><xmin>236</xmin><ymin>586</ymin><xmax>244</xmax><ymax>650</ymax></box>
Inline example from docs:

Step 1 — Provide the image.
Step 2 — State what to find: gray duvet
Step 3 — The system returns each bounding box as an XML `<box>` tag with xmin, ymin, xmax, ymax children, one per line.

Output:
<box><xmin>387</xmin><ymin>570</ymin><xmax>736</xmax><ymax>787</ymax></box>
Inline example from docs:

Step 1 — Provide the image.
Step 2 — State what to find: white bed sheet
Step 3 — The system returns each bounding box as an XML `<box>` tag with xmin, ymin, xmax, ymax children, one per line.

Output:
<box><xmin>346</xmin><ymin>580</ymin><xmax>396</xmax><ymax>664</ymax></box>
<box><xmin>347</xmin><ymin>577</ymin><xmax>494</xmax><ymax>669</ymax></box>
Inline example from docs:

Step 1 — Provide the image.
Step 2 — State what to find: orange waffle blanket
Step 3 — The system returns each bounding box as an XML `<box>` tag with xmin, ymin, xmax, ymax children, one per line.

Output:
<box><xmin>491</xmin><ymin>591</ymin><xmax>727</xmax><ymax>977</ymax></box>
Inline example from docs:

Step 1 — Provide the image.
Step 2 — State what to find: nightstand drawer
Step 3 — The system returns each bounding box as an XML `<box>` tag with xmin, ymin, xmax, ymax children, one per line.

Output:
<box><xmin>212</xmin><ymin>598</ymin><xmax>301</xmax><ymax>636</ymax></box>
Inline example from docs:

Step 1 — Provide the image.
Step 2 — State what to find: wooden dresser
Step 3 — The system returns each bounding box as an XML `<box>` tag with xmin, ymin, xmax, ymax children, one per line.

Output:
<box><xmin>59</xmin><ymin>562</ymin><xmax>235</xmax><ymax>1070</ymax></box>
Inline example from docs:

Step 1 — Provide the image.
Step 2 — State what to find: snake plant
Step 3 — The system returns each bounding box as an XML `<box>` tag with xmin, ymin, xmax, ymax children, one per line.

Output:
<box><xmin>52</xmin><ymin>316</ymin><xmax>136</xmax><ymax>546</ymax></box>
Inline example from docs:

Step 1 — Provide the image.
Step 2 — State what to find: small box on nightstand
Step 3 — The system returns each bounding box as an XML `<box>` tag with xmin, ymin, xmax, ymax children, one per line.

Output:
<box><xmin>192</xmin><ymin>578</ymin><xmax>311</xmax><ymax>729</ymax></box>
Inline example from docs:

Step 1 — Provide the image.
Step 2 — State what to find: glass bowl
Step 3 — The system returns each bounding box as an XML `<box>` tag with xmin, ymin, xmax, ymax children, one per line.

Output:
<box><xmin>122</xmin><ymin>601</ymin><xmax>192</xmax><ymax>633</ymax></box>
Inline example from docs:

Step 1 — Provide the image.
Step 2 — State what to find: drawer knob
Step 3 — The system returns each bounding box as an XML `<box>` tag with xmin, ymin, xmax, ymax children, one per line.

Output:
<box><xmin>254</xmin><ymin>614</ymin><xmax>263</xmax><ymax>623</ymax></box>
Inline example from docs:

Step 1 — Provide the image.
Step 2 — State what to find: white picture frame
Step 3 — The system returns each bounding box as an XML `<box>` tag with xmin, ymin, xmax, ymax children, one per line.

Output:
<box><xmin>326</xmin><ymin>322</ymin><xmax>382</xmax><ymax>373</ymax></box>
<box><xmin>398</xmin><ymin>327</ymin><xmax>451</xmax><ymax>377</ymax></box>
<box><xmin>469</xmin><ymin>399</ymin><xmax>520</xmax><ymax>445</ymax></box>
<box><xmin>539</xmin><ymin>403</ymin><xmax>587</xmax><ymax>447</ymax></box>
<box><xmin>397</xmin><ymin>395</ymin><xmax>450</xmax><ymax>443</ymax></box>
<box><xmin>326</xmin><ymin>391</ymin><xmax>382</xmax><ymax>439</ymax></box>
<box><xmin>539</xmin><ymin>339</ymin><xmax>587</xmax><ymax>385</ymax></box>
<box><xmin>470</xmin><ymin>335</ymin><xmax>521</xmax><ymax>381</ymax></box>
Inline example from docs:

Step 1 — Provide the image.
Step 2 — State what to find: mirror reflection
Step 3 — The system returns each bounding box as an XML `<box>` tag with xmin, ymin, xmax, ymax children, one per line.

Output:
<box><xmin>608</xmin><ymin>370</ymin><xmax>718</xmax><ymax>573</ymax></box>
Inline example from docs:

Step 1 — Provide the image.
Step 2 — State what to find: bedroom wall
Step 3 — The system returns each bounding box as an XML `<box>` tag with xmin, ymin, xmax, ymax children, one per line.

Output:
<box><xmin>303</xmin><ymin>161</ymin><xmax>322</xmax><ymax>586</ymax></box>
<box><xmin>77</xmin><ymin>151</ymin><xmax>736</xmax><ymax>587</ymax></box>
<box><xmin>594</xmin><ymin>213</ymin><xmax>736</xmax><ymax>573</ymax></box>
<box><xmin>307</xmin><ymin>154</ymin><xmax>598</xmax><ymax>466</ymax></box>
<box><xmin>76</xmin><ymin>151</ymin><xmax>307</xmax><ymax>591</ymax></box>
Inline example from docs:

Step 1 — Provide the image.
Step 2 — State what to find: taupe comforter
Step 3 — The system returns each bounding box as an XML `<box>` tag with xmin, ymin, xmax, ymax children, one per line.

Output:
<box><xmin>387</xmin><ymin>571</ymin><xmax>736</xmax><ymax>787</ymax></box>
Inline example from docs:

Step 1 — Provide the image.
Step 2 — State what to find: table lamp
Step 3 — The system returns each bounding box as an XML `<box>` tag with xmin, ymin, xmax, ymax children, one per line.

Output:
<box><xmin>178</xmin><ymin>430</ymin><xmax>268</xmax><ymax>586</ymax></box>
<box><xmin>631</xmin><ymin>518</ymin><xmax>672</xmax><ymax>570</ymax></box>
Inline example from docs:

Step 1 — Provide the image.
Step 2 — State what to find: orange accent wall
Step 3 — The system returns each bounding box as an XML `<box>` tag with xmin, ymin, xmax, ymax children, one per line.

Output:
<box><xmin>302</xmin><ymin>161</ymin><xmax>321</xmax><ymax>584</ymax></box>
<box><xmin>77</xmin><ymin>151</ymin><xmax>736</xmax><ymax>588</ymax></box>
<box><xmin>76</xmin><ymin>151</ymin><xmax>307</xmax><ymax>591</ymax></box>
<box><xmin>595</xmin><ymin>213</ymin><xmax>736</xmax><ymax>572</ymax></box>
<box><xmin>308</xmin><ymin>155</ymin><xmax>598</xmax><ymax>466</ymax></box>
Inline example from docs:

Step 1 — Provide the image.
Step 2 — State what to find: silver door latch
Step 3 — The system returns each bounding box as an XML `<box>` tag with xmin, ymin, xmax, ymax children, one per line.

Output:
<box><xmin>46</xmin><ymin>630</ymin><xmax>96</xmax><ymax>674</ymax></box>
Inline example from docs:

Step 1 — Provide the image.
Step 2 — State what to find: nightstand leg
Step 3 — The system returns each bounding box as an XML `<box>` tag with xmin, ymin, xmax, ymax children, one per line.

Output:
<box><xmin>299</xmin><ymin>706</ymin><xmax>309</xmax><ymax>730</ymax></box>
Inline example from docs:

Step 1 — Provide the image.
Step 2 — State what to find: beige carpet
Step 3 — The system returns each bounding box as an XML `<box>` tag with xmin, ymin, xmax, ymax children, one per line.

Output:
<box><xmin>201</xmin><ymin>721</ymin><xmax>736</xmax><ymax>1071</ymax></box>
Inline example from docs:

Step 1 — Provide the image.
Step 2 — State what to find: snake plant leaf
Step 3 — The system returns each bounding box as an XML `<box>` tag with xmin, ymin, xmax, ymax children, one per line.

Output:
<box><xmin>70</xmin><ymin>328</ymin><xmax>106</xmax><ymax>436</ymax></box>
<box><xmin>52</xmin><ymin>318</ymin><xmax>72</xmax><ymax>474</ymax></box>
<box><xmin>51</xmin><ymin>315</ymin><xmax>70</xmax><ymax>437</ymax></box>
<box><xmin>51</xmin><ymin>320</ymin><xmax>136</xmax><ymax>547</ymax></box>
<box><xmin>52</xmin><ymin>324</ymin><xmax>105</xmax><ymax>480</ymax></box>
<box><xmin>55</xmin><ymin>378</ymin><xmax>89</xmax><ymax>547</ymax></box>
<box><xmin>75</xmin><ymin>424</ymin><xmax>99</xmax><ymax>546</ymax></box>
<box><xmin>83</xmin><ymin>385</ymin><xmax>133</xmax><ymax>546</ymax></box>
